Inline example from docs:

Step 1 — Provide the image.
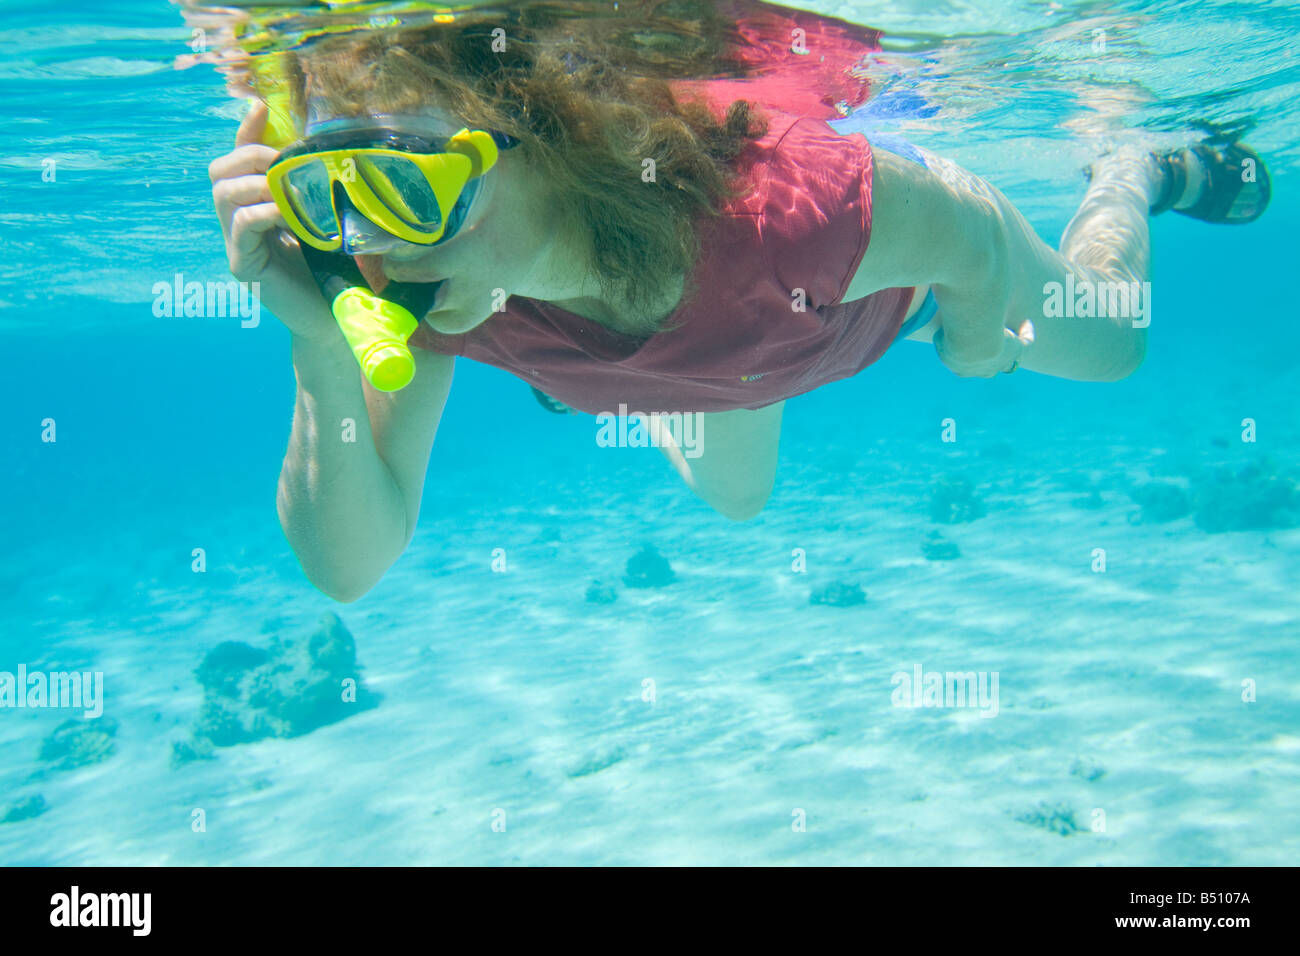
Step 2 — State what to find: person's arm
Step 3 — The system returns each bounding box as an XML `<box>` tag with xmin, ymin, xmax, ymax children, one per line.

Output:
<box><xmin>211</xmin><ymin>101</ymin><xmax>455</xmax><ymax>600</ymax></box>
<box><xmin>277</xmin><ymin>342</ymin><xmax>454</xmax><ymax>601</ymax></box>
<box><xmin>843</xmin><ymin>147</ymin><xmax>1146</xmax><ymax>382</ymax></box>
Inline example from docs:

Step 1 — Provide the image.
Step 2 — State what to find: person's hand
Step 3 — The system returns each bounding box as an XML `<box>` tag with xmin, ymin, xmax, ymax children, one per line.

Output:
<box><xmin>209</xmin><ymin>100</ymin><xmax>338</xmax><ymax>342</ymax></box>
<box><xmin>933</xmin><ymin>319</ymin><xmax>1035</xmax><ymax>378</ymax></box>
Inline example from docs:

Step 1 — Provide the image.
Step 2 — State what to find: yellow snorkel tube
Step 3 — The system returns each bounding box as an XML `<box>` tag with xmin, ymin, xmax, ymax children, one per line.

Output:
<box><xmin>299</xmin><ymin>250</ymin><xmax>437</xmax><ymax>392</ymax></box>
<box><xmin>331</xmin><ymin>288</ymin><xmax>421</xmax><ymax>391</ymax></box>
<box><xmin>335</xmin><ymin>294</ymin><xmax>419</xmax><ymax>391</ymax></box>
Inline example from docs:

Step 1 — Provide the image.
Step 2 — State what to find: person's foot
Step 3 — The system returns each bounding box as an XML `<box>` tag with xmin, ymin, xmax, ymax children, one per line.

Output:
<box><xmin>1164</xmin><ymin>148</ymin><xmax>1208</xmax><ymax>210</ymax></box>
<box><xmin>1150</xmin><ymin>143</ymin><xmax>1271</xmax><ymax>223</ymax></box>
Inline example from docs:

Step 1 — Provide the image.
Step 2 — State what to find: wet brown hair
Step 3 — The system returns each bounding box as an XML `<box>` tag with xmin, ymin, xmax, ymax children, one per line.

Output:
<box><xmin>280</xmin><ymin>6</ymin><xmax>767</xmax><ymax>335</ymax></box>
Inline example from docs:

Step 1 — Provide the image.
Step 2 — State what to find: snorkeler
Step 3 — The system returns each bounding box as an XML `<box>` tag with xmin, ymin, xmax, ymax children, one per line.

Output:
<box><xmin>208</xmin><ymin>23</ymin><xmax>1270</xmax><ymax>600</ymax></box>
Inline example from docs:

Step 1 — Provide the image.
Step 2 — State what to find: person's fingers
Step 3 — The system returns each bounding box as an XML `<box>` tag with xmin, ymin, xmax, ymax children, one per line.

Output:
<box><xmin>212</xmin><ymin>173</ymin><xmax>273</xmax><ymax>224</ymax></box>
<box><xmin>208</xmin><ymin>143</ymin><xmax>278</xmax><ymax>184</ymax></box>
<box><xmin>230</xmin><ymin>202</ymin><xmax>288</xmax><ymax>261</ymax></box>
<box><xmin>236</xmin><ymin>99</ymin><xmax>269</xmax><ymax>149</ymax></box>
<box><xmin>934</xmin><ymin>328</ymin><xmax>995</xmax><ymax>378</ymax></box>
<box><xmin>934</xmin><ymin>326</ymin><xmax>1023</xmax><ymax>378</ymax></box>
<box><xmin>993</xmin><ymin>326</ymin><xmax>1030</xmax><ymax>373</ymax></box>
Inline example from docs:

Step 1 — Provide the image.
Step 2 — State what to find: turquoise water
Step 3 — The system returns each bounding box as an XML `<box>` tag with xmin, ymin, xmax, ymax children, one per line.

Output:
<box><xmin>1</xmin><ymin>0</ymin><xmax>1297</xmax><ymax>865</ymax></box>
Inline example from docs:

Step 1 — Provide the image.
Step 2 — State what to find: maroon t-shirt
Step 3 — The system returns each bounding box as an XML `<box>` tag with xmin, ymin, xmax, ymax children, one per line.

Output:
<box><xmin>408</xmin><ymin>111</ymin><xmax>913</xmax><ymax>414</ymax></box>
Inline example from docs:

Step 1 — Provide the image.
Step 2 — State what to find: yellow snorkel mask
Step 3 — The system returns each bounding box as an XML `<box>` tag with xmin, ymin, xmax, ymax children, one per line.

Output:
<box><xmin>266</xmin><ymin>114</ymin><xmax>514</xmax><ymax>391</ymax></box>
<box><xmin>267</xmin><ymin>118</ymin><xmax>503</xmax><ymax>251</ymax></box>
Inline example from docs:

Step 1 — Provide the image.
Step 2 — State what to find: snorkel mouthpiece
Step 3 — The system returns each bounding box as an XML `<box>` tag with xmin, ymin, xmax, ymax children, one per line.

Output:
<box><xmin>300</xmin><ymin>245</ymin><xmax>439</xmax><ymax>392</ymax></box>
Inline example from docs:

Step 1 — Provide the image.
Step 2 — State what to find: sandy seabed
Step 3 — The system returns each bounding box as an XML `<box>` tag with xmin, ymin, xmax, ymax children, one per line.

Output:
<box><xmin>2</xmin><ymin>408</ymin><xmax>1296</xmax><ymax>866</ymax></box>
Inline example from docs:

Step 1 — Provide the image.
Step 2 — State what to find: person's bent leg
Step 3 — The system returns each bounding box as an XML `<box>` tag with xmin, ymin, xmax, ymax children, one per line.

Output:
<box><xmin>977</xmin><ymin>147</ymin><xmax>1164</xmax><ymax>379</ymax></box>
<box><xmin>1059</xmin><ymin>149</ymin><xmax>1159</xmax><ymax>295</ymax></box>
<box><xmin>1007</xmin><ymin>149</ymin><xmax>1164</xmax><ymax>381</ymax></box>
<box><xmin>651</xmin><ymin>402</ymin><xmax>784</xmax><ymax>521</ymax></box>
<box><xmin>869</xmin><ymin>147</ymin><xmax>1160</xmax><ymax>382</ymax></box>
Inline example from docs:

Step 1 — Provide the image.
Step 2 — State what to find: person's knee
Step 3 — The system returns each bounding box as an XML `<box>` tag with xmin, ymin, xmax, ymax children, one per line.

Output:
<box><xmin>1102</xmin><ymin>328</ymin><xmax>1147</xmax><ymax>381</ymax></box>
<box><xmin>711</xmin><ymin>491</ymin><xmax>770</xmax><ymax>522</ymax></box>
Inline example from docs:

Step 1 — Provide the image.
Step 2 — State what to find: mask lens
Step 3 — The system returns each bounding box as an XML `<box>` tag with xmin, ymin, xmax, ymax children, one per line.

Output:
<box><xmin>437</xmin><ymin>176</ymin><xmax>480</xmax><ymax>245</ymax></box>
<box><xmin>359</xmin><ymin>154</ymin><xmax>445</xmax><ymax>231</ymax></box>
<box><xmin>282</xmin><ymin>159</ymin><xmax>339</xmax><ymax>241</ymax></box>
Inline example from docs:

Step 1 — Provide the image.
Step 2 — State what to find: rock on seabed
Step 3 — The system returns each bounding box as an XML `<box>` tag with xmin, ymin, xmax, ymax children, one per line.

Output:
<box><xmin>179</xmin><ymin>613</ymin><xmax>381</xmax><ymax>756</ymax></box>
<box><xmin>622</xmin><ymin>545</ymin><xmax>676</xmax><ymax>588</ymax></box>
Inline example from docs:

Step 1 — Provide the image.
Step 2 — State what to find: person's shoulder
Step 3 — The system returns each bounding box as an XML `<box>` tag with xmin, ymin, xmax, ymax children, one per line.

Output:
<box><xmin>734</xmin><ymin>110</ymin><xmax>865</xmax><ymax>172</ymax></box>
<box><xmin>774</xmin><ymin>114</ymin><xmax>871</xmax><ymax>179</ymax></box>
<box><xmin>746</xmin><ymin>112</ymin><xmax>873</xmax><ymax>307</ymax></box>
<box><xmin>738</xmin><ymin>111</ymin><xmax>871</xmax><ymax>214</ymax></box>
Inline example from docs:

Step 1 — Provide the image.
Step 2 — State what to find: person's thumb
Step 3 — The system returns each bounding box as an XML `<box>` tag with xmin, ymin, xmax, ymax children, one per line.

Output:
<box><xmin>236</xmin><ymin>99</ymin><xmax>269</xmax><ymax>148</ymax></box>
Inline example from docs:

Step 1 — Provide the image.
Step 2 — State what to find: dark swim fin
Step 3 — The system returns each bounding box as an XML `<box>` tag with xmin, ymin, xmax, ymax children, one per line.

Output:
<box><xmin>1151</xmin><ymin>142</ymin><xmax>1271</xmax><ymax>224</ymax></box>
